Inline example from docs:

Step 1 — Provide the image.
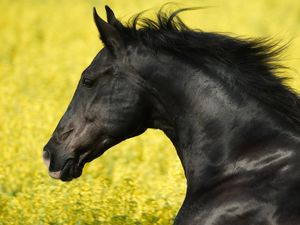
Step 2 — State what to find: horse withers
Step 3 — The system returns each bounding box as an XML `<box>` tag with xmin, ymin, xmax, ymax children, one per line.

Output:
<box><xmin>44</xmin><ymin>6</ymin><xmax>300</xmax><ymax>225</ymax></box>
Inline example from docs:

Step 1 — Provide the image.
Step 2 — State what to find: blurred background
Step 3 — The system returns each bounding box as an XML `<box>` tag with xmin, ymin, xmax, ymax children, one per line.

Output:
<box><xmin>1</xmin><ymin>0</ymin><xmax>300</xmax><ymax>224</ymax></box>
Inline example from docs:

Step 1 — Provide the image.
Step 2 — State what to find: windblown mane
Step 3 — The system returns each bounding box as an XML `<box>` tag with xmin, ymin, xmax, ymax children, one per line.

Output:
<box><xmin>117</xmin><ymin>7</ymin><xmax>300</xmax><ymax>130</ymax></box>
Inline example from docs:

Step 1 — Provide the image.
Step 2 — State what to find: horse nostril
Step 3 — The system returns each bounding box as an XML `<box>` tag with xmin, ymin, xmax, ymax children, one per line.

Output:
<box><xmin>85</xmin><ymin>116</ymin><xmax>95</xmax><ymax>123</ymax></box>
<box><xmin>60</xmin><ymin>128</ymin><xmax>74</xmax><ymax>141</ymax></box>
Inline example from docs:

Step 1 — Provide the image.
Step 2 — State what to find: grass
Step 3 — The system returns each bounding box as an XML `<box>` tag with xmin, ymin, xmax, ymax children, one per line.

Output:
<box><xmin>0</xmin><ymin>0</ymin><xmax>300</xmax><ymax>224</ymax></box>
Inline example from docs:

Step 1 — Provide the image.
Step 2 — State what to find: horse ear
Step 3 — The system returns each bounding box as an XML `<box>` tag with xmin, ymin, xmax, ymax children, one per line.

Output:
<box><xmin>93</xmin><ymin>7</ymin><xmax>123</xmax><ymax>54</ymax></box>
<box><xmin>105</xmin><ymin>5</ymin><xmax>123</xmax><ymax>30</ymax></box>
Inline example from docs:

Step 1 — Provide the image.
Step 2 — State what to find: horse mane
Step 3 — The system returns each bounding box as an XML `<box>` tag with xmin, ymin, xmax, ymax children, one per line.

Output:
<box><xmin>117</xmin><ymin>7</ymin><xmax>300</xmax><ymax>129</ymax></box>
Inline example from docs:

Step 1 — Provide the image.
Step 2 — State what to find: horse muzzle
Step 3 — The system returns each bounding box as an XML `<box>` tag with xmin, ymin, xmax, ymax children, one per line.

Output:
<box><xmin>42</xmin><ymin>148</ymin><xmax>83</xmax><ymax>182</ymax></box>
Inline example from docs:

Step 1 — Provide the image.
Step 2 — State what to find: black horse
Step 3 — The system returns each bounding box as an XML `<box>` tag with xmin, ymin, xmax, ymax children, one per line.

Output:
<box><xmin>43</xmin><ymin>6</ymin><xmax>300</xmax><ymax>225</ymax></box>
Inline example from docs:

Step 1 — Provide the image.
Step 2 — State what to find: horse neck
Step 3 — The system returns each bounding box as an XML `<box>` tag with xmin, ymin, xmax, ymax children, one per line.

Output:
<box><xmin>129</xmin><ymin>47</ymin><xmax>297</xmax><ymax>195</ymax></box>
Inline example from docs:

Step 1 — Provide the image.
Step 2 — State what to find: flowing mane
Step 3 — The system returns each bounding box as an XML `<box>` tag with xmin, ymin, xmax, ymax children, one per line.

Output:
<box><xmin>116</xmin><ymin>7</ymin><xmax>300</xmax><ymax>130</ymax></box>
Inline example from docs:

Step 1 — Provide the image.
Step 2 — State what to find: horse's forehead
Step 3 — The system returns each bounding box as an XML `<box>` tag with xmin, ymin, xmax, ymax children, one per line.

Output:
<box><xmin>93</xmin><ymin>48</ymin><xmax>111</xmax><ymax>65</ymax></box>
<box><xmin>86</xmin><ymin>48</ymin><xmax>113</xmax><ymax>73</ymax></box>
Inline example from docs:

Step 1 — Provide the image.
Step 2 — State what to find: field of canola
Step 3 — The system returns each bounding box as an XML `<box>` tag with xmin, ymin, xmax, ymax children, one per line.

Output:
<box><xmin>1</xmin><ymin>0</ymin><xmax>300</xmax><ymax>224</ymax></box>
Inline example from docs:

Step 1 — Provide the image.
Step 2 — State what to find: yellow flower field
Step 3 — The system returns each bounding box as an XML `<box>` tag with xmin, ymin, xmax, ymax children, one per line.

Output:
<box><xmin>1</xmin><ymin>0</ymin><xmax>300</xmax><ymax>224</ymax></box>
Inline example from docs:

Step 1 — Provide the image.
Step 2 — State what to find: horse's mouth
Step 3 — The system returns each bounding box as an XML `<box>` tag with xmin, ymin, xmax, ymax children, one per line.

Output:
<box><xmin>46</xmin><ymin>148</ymin><xmax>106</xmax><ymax>182</ymax></box>
<box><xmin>44</xmin><ymin>138</ymin><xmax>115</xmax><ymax>182</ymax></box>
<box><xmin>48</xmin><ymin>158</ymin><xmax>84</xmax><ymax>182</ymax></box>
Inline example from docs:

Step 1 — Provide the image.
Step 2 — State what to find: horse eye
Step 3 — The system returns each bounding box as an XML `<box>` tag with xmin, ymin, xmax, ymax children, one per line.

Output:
<box><xmin>82</xmin><ymin>77</ymin><xmax>94</xmax><ymax>87</ymax></box>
